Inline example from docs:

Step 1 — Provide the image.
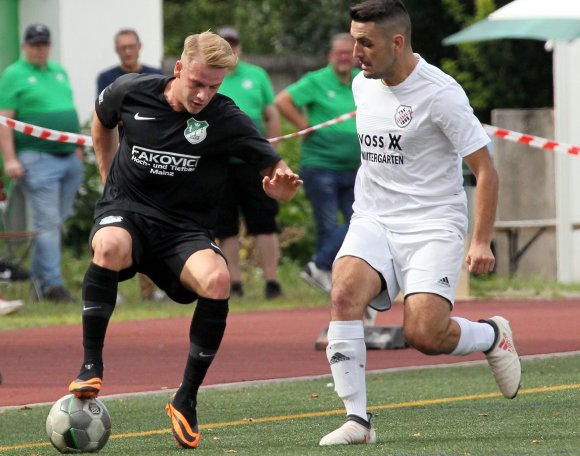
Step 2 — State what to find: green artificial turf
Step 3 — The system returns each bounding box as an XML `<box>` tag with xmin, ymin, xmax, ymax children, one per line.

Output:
<box><xmin>1</xmin><ymin>354</ymin><xmax>579</xmax><ymax>455</ymax></box>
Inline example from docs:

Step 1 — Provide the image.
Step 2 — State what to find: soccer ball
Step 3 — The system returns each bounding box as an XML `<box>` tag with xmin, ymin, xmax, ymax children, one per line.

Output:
<box><xmin>46</xmin><ymin>394</ymin><xmax>111</xmax><ymax>453</ymax></box>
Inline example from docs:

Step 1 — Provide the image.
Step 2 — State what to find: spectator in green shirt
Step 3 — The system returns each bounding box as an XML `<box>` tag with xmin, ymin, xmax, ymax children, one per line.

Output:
<box><xmin>276</xmin><ymin>33</ymin><xmax>360</xmax><ymax>295</ymax></box>
<box><xmin>0</xmin><ymin>24</ymin><xmax>83</xmax><ymax>302</ymax></box>
<box><xmin>215</xmin><ymin>26</ymin><xmax>283</xmax><ymax>299</ymax></box>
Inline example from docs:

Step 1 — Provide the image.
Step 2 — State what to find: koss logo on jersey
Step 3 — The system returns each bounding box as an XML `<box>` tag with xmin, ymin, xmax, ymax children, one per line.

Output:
<box><xmin>395</xmin><ymin>105</ymin><xmax>413</xmax><ymax>128</ymax></box>
<box><xmin>357</xmin><ymin>133</ymin><xmax>402</xmax><ymax>151</ymax></box>
<box><xmin>359</xmin><ymin>132</ymin><xmax>405</xmax><ymax>165</ymax></box>
<box><xmin>131</xmin><ymin>145</ymin><xmax>200</xmax><ymax>176</ymax></box>
<box><xmin>358</xmin><ymin>133</ymin><xmax>385</xmax><ymax>149</ymax></box>
<box><xmin>184</xmin><ymin>118</ymin><xmax>209</xmax><ymax>144</ymax></box>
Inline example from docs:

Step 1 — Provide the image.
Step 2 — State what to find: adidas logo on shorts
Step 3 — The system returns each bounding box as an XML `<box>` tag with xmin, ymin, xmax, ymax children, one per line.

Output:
<box><xmin>437</xmin><ymin>276</ymin><xmax>451</xmax><ymax>287</ymax></box>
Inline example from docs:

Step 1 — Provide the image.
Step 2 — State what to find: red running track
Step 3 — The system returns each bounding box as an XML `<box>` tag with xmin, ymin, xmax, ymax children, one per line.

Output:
<box><xmin>1</xmin><ymin>299</ymin><xmax>579</xmax><ymax>408</ymax></box>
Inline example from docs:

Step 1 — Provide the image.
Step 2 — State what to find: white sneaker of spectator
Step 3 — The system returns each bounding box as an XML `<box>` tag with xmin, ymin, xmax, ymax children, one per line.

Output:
<box><xmin>0</xmin><ymin>298</ymin><xmax>24</xmax><ymax>316</ymax></box>
<box><xmin>300</xmin><ymin>261</ymin><xmax>332</xmax><ymax>293</ymax></box>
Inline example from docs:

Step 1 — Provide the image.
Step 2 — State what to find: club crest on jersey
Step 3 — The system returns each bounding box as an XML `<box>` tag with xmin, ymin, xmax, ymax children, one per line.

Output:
<box><xmin>395</xmin><ymin>105</ymin><xmax>413</xmax><ymax>128</ymax></box>
<box><xmin>184</xmin><ymin>118</ymin><xmax>209</xmax><ymax>144</ymax></box>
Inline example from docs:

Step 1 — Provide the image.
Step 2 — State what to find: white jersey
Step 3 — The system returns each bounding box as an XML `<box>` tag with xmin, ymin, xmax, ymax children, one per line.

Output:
<box><xmin>352</xmin><ymin>55</ymin><xmax>489</xmax><ymax>236</ymax></box>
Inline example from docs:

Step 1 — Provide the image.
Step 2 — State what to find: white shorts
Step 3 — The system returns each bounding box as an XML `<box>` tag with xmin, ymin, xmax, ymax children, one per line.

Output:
<box><xmin>335</xmin><ymin>215</ymin><xmax>464</xmax><ymax>311</ymax></box>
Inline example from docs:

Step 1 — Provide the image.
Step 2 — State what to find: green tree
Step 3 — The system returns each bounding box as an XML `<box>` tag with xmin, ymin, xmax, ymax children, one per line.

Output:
<box><xmin>404</xmin><ymin>0</ymin><xmax>460</xmax><ymax>64</ymax></box>
<box><xmin>164</xmin><ymin>0</ymin><xmax>553</xmax><ymax>124</ymax></box>
<box><xmin>441</xmin><ymin>0</ymin><xmax>553</xmax><ymax>122</ymax></box>
<box><xmin>163</xmin><ymin>0</ymin><xmax>359</xmax><ymax>57</ymax></box>
<box><xmin>164</xmin><ymin>0</ymin><xmax>281</xmax><ymax>56</ymax></box>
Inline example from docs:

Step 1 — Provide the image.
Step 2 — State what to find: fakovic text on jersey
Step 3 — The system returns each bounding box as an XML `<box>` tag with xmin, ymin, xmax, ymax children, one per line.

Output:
<box><xmin>128</xmin><ymin>117</ymin><xmax>207</xmax><ymax>177</ymax></box>
<box><xmin>131</xmin><ymin>145</ymin><xmax>200</xmax><ymax>177</ymax></box>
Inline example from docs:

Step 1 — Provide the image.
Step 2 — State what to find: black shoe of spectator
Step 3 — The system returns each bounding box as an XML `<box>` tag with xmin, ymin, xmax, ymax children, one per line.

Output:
<box><xmin>0</xmin><ymin>260</ymin><xmax>30</xmax><ymax>282</ymax></box>
<box><xmin>42</xmin><ymin>286</ymin><xmax>75</xmax><ymax>303</ymax></box>
<box><xmin>230</xmin><ymin>282</ymin><xmax>244</xmax><ymax>298</ymax></box>
<box><xmin>265</xmin><ymin>281</ymin><xmax>282</xmax><ymax>299</ymax></box>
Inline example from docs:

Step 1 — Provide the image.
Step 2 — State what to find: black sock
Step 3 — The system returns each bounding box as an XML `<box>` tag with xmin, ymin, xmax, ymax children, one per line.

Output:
<box><xmin>175</xmin><ymin>297</ymin><xmax>229</xmax><ymax>405</ymax></box>
<box><xmin>81</xmin><ymin>262</ymin><xmax>118</xmax><ymax>370</ymax></box>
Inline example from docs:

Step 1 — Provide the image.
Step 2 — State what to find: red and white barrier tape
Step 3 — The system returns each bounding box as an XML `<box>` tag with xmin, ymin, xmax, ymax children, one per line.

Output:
<box><xmin>268</xmin><ymin>111</ymin><xmax>356</xmax><ymax>143</ymax></box>
<box><xmin>482</xmin><ymin>124</ymin><xmax>580</xmax><ymax>156</ymax></box>
<box><xmin>2</xmin><ymin>112</ymin><xmax>580</xmax><ymax>157</ymax></box>
<box><xmin>0</xmin><ymin>115</ymin><xmax>91</xmax><ymax>147</ymax></box>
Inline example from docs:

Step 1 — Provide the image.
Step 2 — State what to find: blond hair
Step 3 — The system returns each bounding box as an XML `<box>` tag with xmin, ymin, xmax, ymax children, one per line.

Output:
<box><xmin>181</xmin><ymin>32</ymin><xmax>237</xmax><ymax>70</ymax></box>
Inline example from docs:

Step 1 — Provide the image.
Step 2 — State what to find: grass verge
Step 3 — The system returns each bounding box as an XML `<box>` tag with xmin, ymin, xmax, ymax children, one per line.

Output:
<box><xmin>3</xmin><ymin>247</ymin><xmax>580</xmax><ymax>331</ymax></box>
<box><xmin>0</xmin><ymin>257</ymin><xmax>330</xmax><ymax>330</ymax></box>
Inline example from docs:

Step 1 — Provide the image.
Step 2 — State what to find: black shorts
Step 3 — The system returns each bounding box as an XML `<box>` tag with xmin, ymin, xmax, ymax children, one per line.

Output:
<box><xmin>89</xmin><ymin>211</ymin><xmax>224</xmax><ymax>304</ymax></box>
<box><xmin>214</xmin><ymin>163</ymin><xmax>279</xmax><ymax>239</ymax></box>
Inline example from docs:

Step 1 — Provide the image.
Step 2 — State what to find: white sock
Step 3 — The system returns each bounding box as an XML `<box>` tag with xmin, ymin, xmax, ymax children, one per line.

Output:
<box><xmin>326</xmin><ymin>320</ymin><xmax>367</xmax><ymax>420</ymax></box>
<box><xmin>450</xmin><ymin>317</ymin><xmax>496</xmax><ymax>355</ymax></box>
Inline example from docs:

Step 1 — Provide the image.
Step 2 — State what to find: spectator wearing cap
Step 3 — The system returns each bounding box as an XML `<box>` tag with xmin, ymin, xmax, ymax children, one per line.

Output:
<box><xmin>214</xmin><ymin>26</ymin><xmax>284</xmax><ymax>299</ymax></box>
<box><xmin>96</xmin><ymin>28</ymin><xmax>165</xmax><ymax>302</ymax></box>
<box><xmin>0</xmin><ymin>24</ymin><xmax>83</xmax><ymax>302</ymax></box>
<box><xmin>96</xmin><ymin>28</ymin><xmax>163</xmax><ymax>95</ymax></box>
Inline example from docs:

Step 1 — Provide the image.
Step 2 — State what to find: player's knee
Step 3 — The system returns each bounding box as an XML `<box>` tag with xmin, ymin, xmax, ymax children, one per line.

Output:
<box><xmin>330</xmin><ymin>282</ymin><xmax>350</xmax><ymax>308</ymax></box>
<box><xmin>92</xmin><ymin>235</ymin><xmax>131</xmax><ymax>269</ymax></box>
<box><xmin>404</xmin><ymin>324</ymin><xmax>446</xmax><ymax>355</ymax></box>
<box><xmin>330</xmin><ymin>282</ymin><xmax>364</xmax><ymax>320</ymax></box>
<box><xmin>199</xmin><ymin>268</ymin><xmax>230</xmax><ymax>299</ymax></box>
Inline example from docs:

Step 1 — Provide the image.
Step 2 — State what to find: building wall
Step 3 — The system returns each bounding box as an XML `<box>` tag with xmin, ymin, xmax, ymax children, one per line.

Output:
<box><xmin>554</xmin><ymin>40</ymin><xmax>580</xmax><ymax>281</ymax></box>
<box><xmin>492</xmin><ymin>108</ymin><xmax>557</xmax><ymax>279</ymax></box>
<box><xmin>0</xmin><ymin>0</ymin><xmax>19</xmax><ymax>72</ymax></box>
<box><xmin>19</xmin><ymin>0</ymin><xmax>163</xmax><ymax>124</ymax></box>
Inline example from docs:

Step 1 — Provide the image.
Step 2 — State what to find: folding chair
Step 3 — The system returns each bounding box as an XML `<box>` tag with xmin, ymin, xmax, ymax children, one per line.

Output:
<box><xmin>0</xmin><ymin>181</ymin><xmax>36</xmax><ymax>297</ymax></box>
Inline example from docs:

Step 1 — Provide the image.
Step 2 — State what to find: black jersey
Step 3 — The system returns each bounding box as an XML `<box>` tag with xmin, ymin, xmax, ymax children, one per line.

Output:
<box><xmin>94</xmin><ymin>73</ymin><xmax>281</xmax><ymax>229</ymax></box>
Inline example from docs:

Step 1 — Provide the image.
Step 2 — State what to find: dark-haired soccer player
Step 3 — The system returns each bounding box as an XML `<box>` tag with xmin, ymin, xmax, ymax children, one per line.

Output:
<box><xmin>319</xmin><ymin>0</ymin><xmax>520</xmax><ymax>445</ymax></box>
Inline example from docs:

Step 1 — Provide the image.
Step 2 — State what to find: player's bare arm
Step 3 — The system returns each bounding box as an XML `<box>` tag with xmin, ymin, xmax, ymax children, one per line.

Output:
<box><xmin>91</xmin><ymin>111</ymin><xmax>119</xmax><ymax>183</ymax></box>
<box><xmin>261</xmin><ymin>160</ymin><xmax>303</xmax><ymax>201</ymax></box>
<box><xmin>463</xmin><ymin>146</ymin><xmax>499</xmax><ymax>275</ymax></box>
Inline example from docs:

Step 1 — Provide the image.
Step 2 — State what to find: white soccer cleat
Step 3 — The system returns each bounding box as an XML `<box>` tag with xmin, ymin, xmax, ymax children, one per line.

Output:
<box><xmin>319</xmin><ymin>415</ymin><xmax>376</xmax><ymax>446</ymax></box>
<box><xmin>483</xmin><ymin>316</ymin><xmax>521</xmax><ymax>399</ymax></box>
